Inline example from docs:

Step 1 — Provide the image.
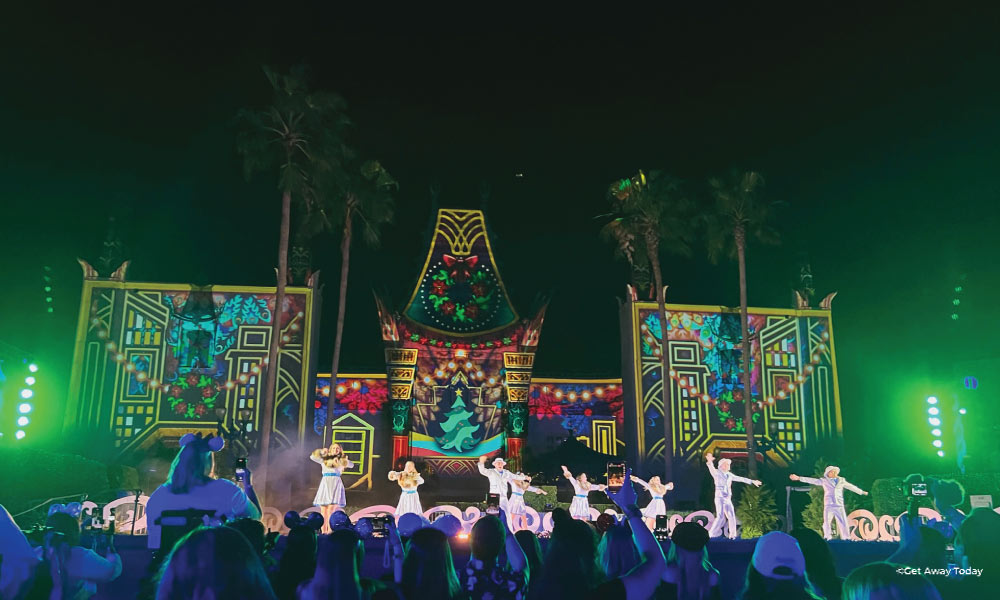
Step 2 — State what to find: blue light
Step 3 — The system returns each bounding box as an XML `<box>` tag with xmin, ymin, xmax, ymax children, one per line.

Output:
<box><xmin>927</xmin><ymin>396</ymin><xmax>938</xmax><ymax>404</ymax></box>
<box><xmin>928</xmin><ymin>407</ymin><xmax>939</xmax><ymax>416</ymax></box>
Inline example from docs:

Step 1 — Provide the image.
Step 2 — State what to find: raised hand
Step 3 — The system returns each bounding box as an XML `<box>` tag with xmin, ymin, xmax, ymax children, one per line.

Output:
<box><xmin>479</xmin><ymin>455</ymin><xmax>488</xmax><ymax>464</ymax></box>
<box><xmin>753</xmin><ymin>480</ymin><xmax>762</xmax><ymax>487</ymax></box>
<box><xmin>705</xmin><ymin>453</ymin><xmax>715</xmax><ymax>463</ymax></box>
<box><xmin>666</xmin><ymin>482</ymin><xmax>674</xmax><ymax>490</ymax></box>
<box><xmin>789</xmin><ymin>474</ymin><xmax>800</xmax><ymax>481</ymax></box>
<box><xmin>606</xmin><ymin>467</ymin><xmax>638</xmax><ymax>509</ymax></box>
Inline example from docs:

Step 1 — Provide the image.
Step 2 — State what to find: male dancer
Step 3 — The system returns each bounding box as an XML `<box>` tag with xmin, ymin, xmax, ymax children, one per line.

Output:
<box><xmin>477</xmin><ymin>455</ymin><xmax>526</xmax><ymax>512</ymax></box>
<box><xmin>706</xmin><ymin>453</ymin><xmax>761</xmax><ymax>539</ymax></box>
<box><xmin>790</xmin><ymin>466</ymin><xmax>868</xmax><ymax>540</ymax></box>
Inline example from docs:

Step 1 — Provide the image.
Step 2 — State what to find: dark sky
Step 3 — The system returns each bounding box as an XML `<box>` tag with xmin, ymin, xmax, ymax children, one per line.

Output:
<box><xmin>2</xmin><ymin>4</ymin><xmax>998</xmax><ymax>469</ymax></box>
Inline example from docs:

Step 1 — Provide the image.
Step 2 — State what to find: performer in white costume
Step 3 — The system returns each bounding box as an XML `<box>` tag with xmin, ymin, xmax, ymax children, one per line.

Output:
<box><xmin>705</xmin><ymin>453</ymin><xmax>761</xmax><ymax>539</ymax></box>
<box><xmin>508</xmin><ymin>474</ymin><xmax>547</xmax><ymax>531</ymax></box>
<box><xmin>630</xmin><ymin>474</ymin><xmax>674</xmax><ymax>530</ymax></box>
<box><xmin>477</xmin><ymin>455</ymin><xmax>526</xmax><ymax>512</ymax></box>
<box><xmin>561</xmin><ymin>465</ymin><xmax>606</xmax><ymax>521</ymax></box>
<box><xmin>310</xmin><ymin>443</ymin><xmax>354</xmax><ymax>534</ymax></box>
<box><xmin>388</xmin><ymin>461</ymin><xmax>425</xmax><ymax>518</ymax></box>
<box><xmin>790</xmin><ymin>466</ymin><xmax>868</xmax><ymax>540</ymax></box>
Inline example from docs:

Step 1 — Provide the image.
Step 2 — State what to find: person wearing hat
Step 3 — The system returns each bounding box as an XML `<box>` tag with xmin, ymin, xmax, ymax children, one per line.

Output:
<box><xmin>478</xmin><ymin>455</ymin><xmax>527</xmax><ymax>513</ymax></box>
<box><xmin>661</xmin><ymin>521</ymin><xmax>722</xmax><ymax>600</ymax></box>
<box><xmin>789</xmin><ymin>465</ymin><xmax>868</xmax><ymax>540</ymax></box>
<box><xmin>742</xmin><ymin>531</ymin><xmax>823</xmax><ymax>599</ymax></box>
<box><xmin>705</xmin><ymin>453</ymin><xmax>762</xmax><ymax>539</ymax></box>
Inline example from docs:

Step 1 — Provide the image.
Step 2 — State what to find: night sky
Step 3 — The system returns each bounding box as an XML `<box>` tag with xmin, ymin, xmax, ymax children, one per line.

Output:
<box><xmin>2</xmin><ymin>4</ymin><xmax>998</xmax><ymax>473</ymax></box>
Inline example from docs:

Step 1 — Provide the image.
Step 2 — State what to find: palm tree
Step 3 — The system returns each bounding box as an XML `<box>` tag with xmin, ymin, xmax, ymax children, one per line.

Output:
<box><xmin>237</xmin><ymin>66</ymin><xmax>351</xmax><ymax>496</ymax></box>
<box><xmin>703</xmin><ymin>170</ymin><xmax>780</xmax><ymax>478</ymax></box>
<box><xmin>320</xmin><ymin>159</ymin><xmax>397</xmax><ymax>440</ymax></box>
<box><xmin>601</xmin><ymin>170</ymin><xmax>692</xmax><ymax>482</ymax></box>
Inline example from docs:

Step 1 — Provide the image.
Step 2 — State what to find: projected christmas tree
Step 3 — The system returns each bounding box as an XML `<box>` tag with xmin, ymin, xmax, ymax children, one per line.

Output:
<box><xmin>436</xmin><ymin>387</ymin><xmax>482</xmax><ymax>452</ymax></box>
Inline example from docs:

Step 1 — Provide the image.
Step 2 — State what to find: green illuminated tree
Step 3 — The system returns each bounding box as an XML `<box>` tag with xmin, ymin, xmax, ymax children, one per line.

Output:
<box><xmin>601</xmin><ymin>170</ymin><xmax>693</xmax><ymax>483</ymax></box>
<box><xmin>436</xmin><ymin>389</ymin><xmax>482</xmax><ymax>451</ymax></box>
<box><xmin>702</xmin><ymin>170</ymin><xmax>781</xmax><ymax>478</ymax></box>
<box><xmin>735</xmin><ymin>483</ymin><xmax>779</xmax><ymax>538</ymax></box>
<box><xmin>237</xmin><ymin>65</ymin><xmax>351</xmax><ymax>497</ymax></box>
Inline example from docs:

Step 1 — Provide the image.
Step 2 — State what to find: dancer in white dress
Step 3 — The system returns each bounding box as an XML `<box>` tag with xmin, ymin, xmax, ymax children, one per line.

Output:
<box><xmin>789</xmin><ymin>466</ymin><xmax>868</xmax><ymax>540</ymax></box>
<box><xmin>310</xmin><ymin>443</ymin><xmax>354</xmax><ymax>534</ymax></box>
<box><xmin>561</xmin><ymin>465</ymin><xmax>606</xmax><ymax>521</ymax></box>
<box><xmin>477</xmin><ymin>455</ymin><xmax>526</xmax><ymax>512</ymax></box>
<box><xmin>630</xmin><ymin>474</ymin><xmax>674</xmax><ymax>530</ymax></box>
<box><xmin>388</xmin><ymin>461</ymin><xmax>425</xmax><ymax>518</ymax></box>
<box><xmin>705</xmin><ymin>453</ymin><xmax>761</xmax><ymax>539</ymax></box>
<box><xmin>508</xmin><ymin>474</ymin><xmax>547</xmax><ymax>531</ymax></box>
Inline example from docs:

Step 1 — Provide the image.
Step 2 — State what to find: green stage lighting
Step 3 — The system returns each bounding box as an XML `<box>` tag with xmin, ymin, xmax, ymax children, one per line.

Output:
<box><xmin>933</xmin><ymin>439</ymin><xmax>943</xmax><ymax>448</ymax></box>
<box><xmin>927</xmin><ymin>396</ymin><xmax>938</xmax><ymax>404</ymax></box>
<box><xmin>25</xmin><ymin>376</ymin><xmax>36</xmax><ymax>386</ymax></box>
<box><xmin>932</xmin><ymin>428</ymin><xmax>942</xmax><ymax>437</ymax></box>
<box><xmin>20</xmin><ymin>389</ymin><xmax>33</xmax><ymax>399</ymax></box>
<box><xmin>928</xmin><ymin>406</ymin><xmax>939</xmax><ymax>416</ymax></box>
<box><xmin>15</xmin><ymin>430</ymin><xmax>25</xmax><ymax>440</ymax></box>
<box><xmin>17</xmin><ymin>416</ymin><xmax>28</xmax><ymax>427</ymax></box>
<box><xmin>28</xmin><ymin>364</ymin><xmax>38</xmax><ymax>373</ymax></box>
<box><xmin>929</xmin><ymin>417</ymin><xmax>941</xmax><ymax>426</ymax></box>
<box><xmin>18</xmin><ymin>403</ymin><xmax>32</xmax><ymax>414</ymax></box>
<box><xmin>937</xmin><ymin>450</ymin><xmax>945</xmax><ymax>457</ymax></box>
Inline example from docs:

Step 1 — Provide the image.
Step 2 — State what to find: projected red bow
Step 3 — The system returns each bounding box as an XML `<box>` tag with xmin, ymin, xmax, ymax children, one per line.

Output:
<box><xmin>442</xmin><ymin>254</ymin><xmax>478</xmax><ymax>282</ymax></box>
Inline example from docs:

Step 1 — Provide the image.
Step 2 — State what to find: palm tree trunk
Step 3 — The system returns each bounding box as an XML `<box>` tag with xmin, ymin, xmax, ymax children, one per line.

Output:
<box><xmin>648</xmin><ymin>242</ymin><xmax>673</xmax><ymax>484</ymax></box>
<box><xmin>326</xmin><ymin>198</ymin><xmax>354</xmax><ymax>443</ymax></box>
<box><xmin>259</xmin><ymin>188</ymin><xmax>291</xmax><ymax>499</ymax></box>
<box><xmin>736</xmin><ymin>225</ymin><xmax>758</xmax><ymax>478</ymax></box>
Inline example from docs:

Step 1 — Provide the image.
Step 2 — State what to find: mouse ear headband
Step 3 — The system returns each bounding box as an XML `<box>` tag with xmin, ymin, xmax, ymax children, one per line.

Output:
<box><xmin>179</xmin><ymin>432</ymin><xmax>224</xmax><ymax>452</ymax></box>
<box><xmin>47</xmin><ymin>502</ymin><xmax>83</xmax><ymax>518</ymax></box>
<box><xmin>284</xmin><ymin>511</ymin><xmax>324</xmax><ymax>531</ymax></box>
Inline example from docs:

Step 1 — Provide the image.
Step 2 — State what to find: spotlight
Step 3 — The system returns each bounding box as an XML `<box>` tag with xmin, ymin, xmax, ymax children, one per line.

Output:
<box><xmin>932</xmin><ymin>440</ymin><xmax>943</xmax><ymax>448</ymax></box>
<box><xmin>959</xmin><ymin>408</ymin><xmax>967</xmax><ymax>415</ymax></box>
<box><xmin>927</xmin><ymin>407</ymin><xmax>939</xmax><ymax>416</ymax></box>
<box><xmin>25</xmin><ymin>376</ymin><xmax>36</xmax><ymax>386</ymax></box>
<box><xmin>18</xmin><ymin>403</ymin><xmax>32</xmax><ymax>414</ymax></box>
<box><xmin>928</xmin><ymin>417</ymin><xmax>941</xmax><ymax>426</ymax></box>
<box><xmin>937</xmin><ymin>450</ymin><xmax>945</xmax><ymax>457</ymax></box>
<box><xmin>20</xmin><ymin>389</ymin><xmax>33</xmax><ymax>399</ymax></box>
<box><xmin>15</xmin><ymin>430</ymin><xmax>26</xmax><ymax>440</ymax></box>
<box><xmin>926</xmin><ymin>396</ymin><xmax>938</xmax><ymax>405</ymax></box>
<box><xmin>28</xmin><ymin>364</ymin><xmax>38</xmax><ymax>373</ymax></box>
<box><xmin>17</xmin><ymin>416</ymin><xmax>29</xmax><ymax>427</ymax></box>
<box><xmin>931</xmin><ymin>429</ymin><xmax>942</xmax><ymax>437</ymax></box>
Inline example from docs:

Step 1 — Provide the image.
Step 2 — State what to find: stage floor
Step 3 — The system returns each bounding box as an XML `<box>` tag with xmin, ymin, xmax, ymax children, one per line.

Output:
<box><xmin>93</xmin><ymin>534</ymin><xmax>896</xmax><ymax>600</ymax></box>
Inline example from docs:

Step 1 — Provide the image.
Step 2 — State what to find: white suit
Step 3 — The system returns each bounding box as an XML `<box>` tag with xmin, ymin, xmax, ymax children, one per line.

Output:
<box><xmin>477</xmin><ymin>462</ymin><xmax>526</xmax><ymax>511</ymax></box>
<box><xmin>707</xmin><ymin>462</ymin><xmax>755</xmax><ymax>538</ymax></box>
<box><xmin>798</xmin><ymin>473</ymin><xmax>864</xmax><ymax>540</ymax></box>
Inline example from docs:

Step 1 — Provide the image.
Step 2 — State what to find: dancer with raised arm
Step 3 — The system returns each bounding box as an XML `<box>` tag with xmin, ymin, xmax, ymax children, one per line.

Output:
<box><xmin>790</xmin><ymin>465</ymin><xmax>868</xmax><ymax>540</ymax></box>
<box><xmin>508</xmin><ymin>474</ymin><xmax>547</xmax><ymax>531</ymax></box>
<box><xmin>562</xmin><ymin>465</ymin><xmax>606</xmax><ymax>521</ymax></box>
<box><xmin>477</xmin><ymin>455</ymin><xmax>525</xmax><ymax>513</ymax></box>
<box><xmin>630</xmin><ymin>474</ymin><xmax>674</xmax><ymax>530</ymax></box>
<box><xmin>705</xmin><ymin>453</ymin><xmax>761</xmax><ymax>539</ymax></box>
<box><xmin>388</xmin><ymin>461</ymin><xmax>425</xmax><ymax>518</ymax></box>
<box><xmin>310</xmin><ymin>443</ymin><xmax>353</xmax><ymax>534</ymax></box>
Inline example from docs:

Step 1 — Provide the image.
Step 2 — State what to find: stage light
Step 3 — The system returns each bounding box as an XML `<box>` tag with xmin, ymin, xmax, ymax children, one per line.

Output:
<box><xmin>937</xmin><ymin>450</ymin><xmax>945</xmax><ymax>457</ymax></box>
<box><xmin>931</xmin><ymin>428</ymin><xmax>942</xmax><ymax>437</ymax></box>
<box><xmin>926</xmin><ymin>396</ymin><xmax>938</xmax><ymax>404</ymax></box>
<box><xmin>959</xmin><ymin>408</ymin><xmax>967</xmax><ymax>415</ymax></box>
<box><xmin>20</xmin><ymin>389</ymin><xmax>33</xmax><ymax>399</ymax></box>
<box><xmin>928</xmin><ymin>417</ymin><xmax>941</xmax><ymax>426</ymax></box>
<box><xmin>18</xmin><ymin>403</ymin><xmax>32</xmax><ymax>414</ymax></box>
<box><xmin>932</xmin><ymin>440</ymin><xmax>943</xmax><ymax>448</ymax></box>
<box><xmin>28</xmin><ymin>364</ymin><xmax>38</xmax><ymax>373</ymax></box>
<box><xmin>25</xmin><ymin>376</ymin><xmax>36</xmax><ymax>385</ymax></box>
<box><xmin>17</xmin><ymin>416</ymin><xmax>29</xmax><ymax>427</ymax></box>
<box><xmin>15</xmin><ymin>430</ymin><xmax>26</xmax><ymax>440</ymax></box>
<box><xmin>927</xmin><ymin>407</ymin><xmax>939</xmax><ymax>416</ymax></box>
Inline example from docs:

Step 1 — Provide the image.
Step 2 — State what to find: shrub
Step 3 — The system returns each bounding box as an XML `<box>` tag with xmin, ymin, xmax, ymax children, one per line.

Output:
<box><xmin>736</xmin><ymin>484</ymin><xmax>779</xmax><ymax>538</ymax></box>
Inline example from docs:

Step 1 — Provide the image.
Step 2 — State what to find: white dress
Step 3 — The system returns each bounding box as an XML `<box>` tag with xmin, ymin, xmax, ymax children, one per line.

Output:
<box><xmin>312</xmin><ymin>454</ymin><xmax>353</xmax><ymax>506</ymax></box>
<box><xmin>394</xmin><ymin>475</ymin><xmax>425</xmax><ymax>517</ymax></box>
<box><xmin>507</xmin><ymin>485</ymin><xmax>543</xmax><ymax>516</ymax></box>
<box><xmin>633</xmin><ymin>478</ymin><xmax>667</xmax><ymax>519</ymax></box>
<box><xmin>568</xmin><ymin>478</ymin><xmax>592</xmax><ymax>520</ymax></box>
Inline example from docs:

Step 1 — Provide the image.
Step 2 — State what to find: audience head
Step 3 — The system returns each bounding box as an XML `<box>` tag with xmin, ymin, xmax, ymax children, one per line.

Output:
<box><xmin>913</xmin><ymin>526</ymin><xmax>947</xmax><ymax>569</ymax></box>
<box><xmin>471</xmin><ymin>515</ymin><xmax>505</xmax><ymax>564</ymax></box>
<box><xmin>530</xmin><ymin>512</ymin><xmax>600</xmax><ymax>599</ymax></box>
<box><xmin>843</xmin><ymin>562</ymin><xmax>942</xmax><ymax>600</ymax></box>
<box><xmin>155</xmin><ymin>526</ymin><xmax>276</xmax><ymax>600</ymax></box>
<box><xmin>401</xmin><ymin>527</ymin><xmax>460</xmax><ymax>600</ymax></box>
<box><xmin>668</xmin><ymin>521</ymin><xmax>711</xmax><ymax>565</ymax></box>
<box><xmin>742</xmin><ymin>531</ymin><xmax>820</xmax><ymax>600</ymax></box>
<box><xmin>272</xmin><ymin>523</ymin><xmax>319</xmax><ymax>600</ymax></box>
<box><xmin>791</xmin><ymin>528</ymin><xmax>841</xmax><ymax>600</ymax></box>
<box><xmin>514</xmin><ymin>529</ymin><xmax>543</xmax><ymax>579</ymax></box>
<box><xmin>330</xmin><ymin>510</ymin><xmax>354</xmax><ymax>532</ymax></box>
<box><xmin>598</xmin><ymin>522</ymin><xmax>640</xmax><ymax>579</ymax></box>
<box><xmin>397</xmin><ymin>513</ymin><xmax>430</xmax><ymax>538</ymax></box>
<box><xmin>44</xmin><ymin>512</ymin><xmax>81</xmax><ymax>547</ymax></box>
<box><xmin>431</xmin><ymin>514</ymin><xmax>462</xmax><ymax>538</ymax></box>
<box><xmin>958</xmin><ymin>507</ymin><xmax>1000</xmax><ymax>573</ymax></box>
<box><xmin>929</xmin><ymin>478</ymin><xmax>964</xmax><ymax>512</ymax></box>
<box><xmin>296</xmin><ymin>529</ymin><xmax>366</xmax><ymax>599</ymax></box>
<box><xmin>226</xmin><ymin>518</ymin><xmax>265</xmax><ymax>556</ymax></box>
<box><xmin>166</xmin><ymin>433</ymin><xmax>223</xmax><ymax>494</ymax></box>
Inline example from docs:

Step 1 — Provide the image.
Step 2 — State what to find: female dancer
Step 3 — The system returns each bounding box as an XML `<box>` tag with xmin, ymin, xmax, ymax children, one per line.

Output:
<box><xmin>310</xmin><ymin>443</ymin><xmax>354</xmax><ymax>534</ymax></box>
<box><xmin>561</xmin><ymin>465</ymin><xmax>606</xmax><ymax>521</ymax></box>
<box><xmin>388</xmin><ymin>461</ymin><xmax>425</xmax><ymax>518</ymax></box>
<box><xmin>630</xmin><ymin>474</ymin><xmax>674</xmax><ymax>530</ymax></box>
<box><xmin>508</xmin><ymin>474</ymin><xmax>547</xmax><ymax>531</ymax></box>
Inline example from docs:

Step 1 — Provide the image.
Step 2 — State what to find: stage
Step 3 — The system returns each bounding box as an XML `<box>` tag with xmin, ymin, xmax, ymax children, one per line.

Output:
<box><xmin>90</xmin><ymin>533</ymin><xmax>897</xmax><ymax>600</ymax></box>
